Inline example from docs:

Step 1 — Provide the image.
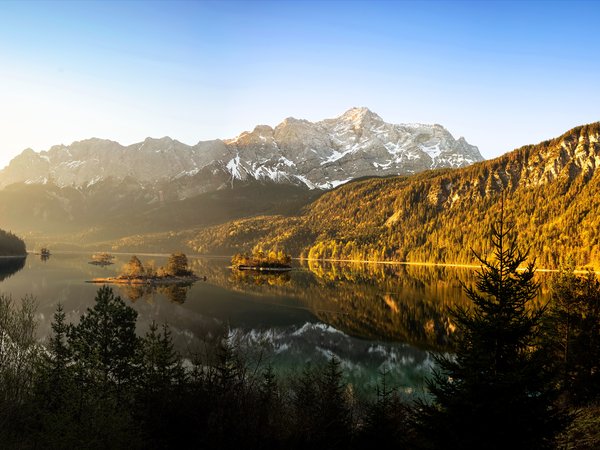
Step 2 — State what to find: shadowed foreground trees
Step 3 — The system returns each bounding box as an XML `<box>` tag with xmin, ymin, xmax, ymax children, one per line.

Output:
<box><xmin>546</xmin><ymin>270</ymin><xmax>600</xmax><ymax>406</ymax></box>
<box><xmin>415</xmin><ymin>212</ymin><xmax>566</xmax><ymax>449</ymax></box>
<box><xmin>0</xmin><ymin>286</ymin><xmax>419</xmax><ymax>449</ymax></box>
<box><xmin>545</xmin><ymin>269</ymin><xmax>600</xmax><ymax>449</ymax></box>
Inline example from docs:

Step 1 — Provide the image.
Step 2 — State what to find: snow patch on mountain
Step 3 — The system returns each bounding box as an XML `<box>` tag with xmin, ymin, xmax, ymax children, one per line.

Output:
<box><xmin>226</xmin><ymin>155</ymin><xmax>242</xmax><ymax>180</ymax></box>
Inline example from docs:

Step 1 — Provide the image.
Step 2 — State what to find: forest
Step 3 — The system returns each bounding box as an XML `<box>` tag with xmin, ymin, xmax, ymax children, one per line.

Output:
<box><xmin>0</xmin><ymin>229</ymin><xmax>26</xmax><ymax>256</ymax></box>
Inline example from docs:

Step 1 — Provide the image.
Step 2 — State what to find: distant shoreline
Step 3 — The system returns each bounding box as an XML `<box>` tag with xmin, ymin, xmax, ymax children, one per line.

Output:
<box><xmin>234</xmin><ymin>265</ymin><xmax>292</xmax><ymax>272</ymax></box>
<box><xmin>298</xmin><ymin>257</ymin><xmax>600</xmax><ymax>275</ymax></box>
<box><xmin>0</xmin><ymin>254</ymin><xmax>27</xmax><ymax>259</ymax></box>
<box><xmin>23</xmin><ymin>250</ymin><xmax>599</xmax><ymax>274</ymax></box>
<box><xmin>87</xmin><ymin>275</ymin><xmax>200</xmax><ymax>285</ymax></box>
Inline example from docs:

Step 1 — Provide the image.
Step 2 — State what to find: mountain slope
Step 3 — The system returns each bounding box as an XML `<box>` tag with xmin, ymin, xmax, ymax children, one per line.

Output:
<box><xmin>0</xmin><ymin>108</ymin><xmax>482</xmax><ymax>193</ymax></box>
<box><xmin>186</xmin><ymin>122</ymin><xmax>600</xmax><ymax>269</ymax></box>
<box><xmin>0</xmin><ymin>179</ymin><xmax>321</xmax><ymax>248</ymax></box>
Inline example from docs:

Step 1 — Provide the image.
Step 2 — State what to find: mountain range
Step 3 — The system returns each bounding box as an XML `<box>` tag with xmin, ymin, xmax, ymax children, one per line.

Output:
<box><xmin>0</xmin><ymin>107</ymin><xmax>482</xmax><ymax>194</ymax></box>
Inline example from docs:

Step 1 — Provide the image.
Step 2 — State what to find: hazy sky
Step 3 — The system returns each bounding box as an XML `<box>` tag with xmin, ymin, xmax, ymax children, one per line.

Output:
<box><xmin>1</xmin><ymin>0</ymin><xmax>599</xmax><ymax>169</ymax></box>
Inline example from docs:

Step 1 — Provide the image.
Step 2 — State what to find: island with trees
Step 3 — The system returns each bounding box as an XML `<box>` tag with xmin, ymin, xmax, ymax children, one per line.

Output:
<box><xmin>231</xmin><ymin>248</ymin><xmax>292</xmax><ymax>272</ymax></box>
<box><xmin>89</xmin><ymin>252</ymin><xmax>199</xmax><ymax>285</ymax></box>
<box><xmin>88</xmin><ymin>252</ymin><xmax>115</xmax><ymax>266</ymax></box>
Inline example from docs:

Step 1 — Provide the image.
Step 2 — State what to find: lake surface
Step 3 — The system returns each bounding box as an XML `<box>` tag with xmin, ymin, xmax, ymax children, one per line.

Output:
<box><xmin>0</xmin><ymin>253</ymin><xmax>555</xmax><ymax>397</ymax></box>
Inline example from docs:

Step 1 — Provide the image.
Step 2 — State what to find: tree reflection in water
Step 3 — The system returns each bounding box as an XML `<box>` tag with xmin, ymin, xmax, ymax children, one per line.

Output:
<box><xmin>117</xmin><ymin>282</ymin><xmax>193</xmax><ymax>304</ymax></box>
<box><xmin>301</xmin><ymin>260</ymin><xmax>474</xmax><ymax>350</ymax></box>
<box><xmin>0</xmin><ymin>257</ymin><xmax>26</xmax><ymax>282</ymax></box>
<box><xmin>230</xmin><ymin>269</ymin><xmax>292</xmax><ymax>287</ymax></box>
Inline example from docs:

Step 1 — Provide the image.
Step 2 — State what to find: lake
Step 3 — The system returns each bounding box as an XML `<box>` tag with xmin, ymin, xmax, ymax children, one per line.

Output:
<box><xmin>0</xmin><ymin>253</ymin><xmax>555</xmax><ymax>398</ymax></box>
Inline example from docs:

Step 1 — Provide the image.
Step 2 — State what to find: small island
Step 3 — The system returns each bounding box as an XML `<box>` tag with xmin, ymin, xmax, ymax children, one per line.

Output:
<box><xmin>231</xmin><ymin>248</ymin><xmax>292</xmax><ymax>272</ymax></box>
<box><xmin>89</xmin><ymin>252</ymin><xmax>200</xmax><ymax>285</ymax></box>
<box><xmin>88</xmin><ymin>252</ymin><xmax>115</xmax><ymax>266</ymax></box>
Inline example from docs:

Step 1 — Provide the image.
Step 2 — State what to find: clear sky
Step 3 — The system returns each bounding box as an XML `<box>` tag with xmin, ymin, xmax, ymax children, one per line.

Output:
<box><xmin>1</xmin><ymin>0</ymin><xmax>598</xmax><ymax>169</ymax></box>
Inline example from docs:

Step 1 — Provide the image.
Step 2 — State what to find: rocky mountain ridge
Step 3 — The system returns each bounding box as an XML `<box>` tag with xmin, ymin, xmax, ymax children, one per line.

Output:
<box><xmin>0</xmin><ymin>108</ymin><xmax>482</xmax><ymax>194</ymax></box>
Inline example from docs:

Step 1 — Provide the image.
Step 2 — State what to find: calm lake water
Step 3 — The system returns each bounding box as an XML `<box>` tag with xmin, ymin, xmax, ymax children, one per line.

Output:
<box><xmin>0</xmin><ymin>253</ymin><xmax>555</xmax><ymax>397</ymax></box>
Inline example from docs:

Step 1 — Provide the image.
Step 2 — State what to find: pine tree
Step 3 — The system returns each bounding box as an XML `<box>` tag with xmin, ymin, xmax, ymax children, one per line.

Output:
<box><xmin>65</xmin><ymin>286</ymin><xmax>142</xmax><ymax>447</ymax></box>
<box><xmin>292</xmin><ymin>363</ymin><xmax>319</xmax><ymax>445</ymax></box>
<box><xmin>140</xmin><ymin>321</ymin><xmax>185</xmax><ymax>393</ymax></box>
<box><xmin>68</xmin><ymin>286</ymin><xmax>141</xmax><ymax>397</ymax></box>
<box><xmin>255</xmin><ymin>365</ymin><xmax>286</xmax><ymax>448</ymax></box>
<box><xmin>292</xmin><ymin>357</ymin><xmax>352</xmax><ymax>449</ymax></box>
<box><xmin>416</xmin><ymin>205</ymin><xmax>565</xmax><ymax>449</ymax></box>
<box><xmin>137</xmin><ymin>321</ymin><xmax>186</xmax><ymax>447</ymax></box>
<box><xmin>316</xmin><ymin>357</ymin><xmax>352</xmax><ymax>448</ymax></box>
<box><xmin>42</xmin><ymin>304</ymin><xmax>73</xmax><ymax>404</ymax></box>
<box><xmin>33</xmin><ymin>303</ymin><xmax>79</xmax><ymax>448</ymax></box>
<box><xmin>360</xmin><ymin>368</ymin><xmax>412</xmax><ymax>447</ymax></box>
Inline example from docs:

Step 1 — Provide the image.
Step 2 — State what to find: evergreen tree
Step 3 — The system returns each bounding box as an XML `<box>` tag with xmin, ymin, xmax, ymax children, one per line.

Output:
<box><xmin>416</xmin><ymin>207</ymin><xmax>565</xmax><ymax>449</ymax></box>
<box><xmin>68</xmin><ymin>286</ymin><xmax>141</xmax><ymax>398</ymax></box>
<box><xmin>140</xmin><ymin>321</ymin><xmax>185</xmax><ymax>394</ymax></box>
<box><xmin>63</xmin><ymin>286</ymin><xmax>142</xmax><ymax>447</ymax></box>
<box><xmin>137</xmin><ymin>321</ymin><xmax>187</xmax><ymax>448</ymax></box>
<box><xmin>40</xmin><ymin>304</ymin><xmax>73</xmax><ymax>407</ymax></box>
<box><xmin>292</xmin><ymin>358</ymin><xmax>352</xmax><ymax>449</ymax></box>
<box><xmin>316</xmin><ymin>357</ymin><xmax>352</xmax><ymax>448</ymax></box>
<box><xmin>255</xmin><ymin>365</ymin><xmax>287</xmax><ymax>448</ymax></box>
<box><xmin>33</xmin><ymin>303</ymin><xmax>79</xmax><ymax>448</ymax></box>
<box><xmin>202</xmin><ymin>332</ymin><xmax>250</xmax><ymax>449</ymax></box>
<box><xmin>359</xmin><ymin>369</ymin><xmax>413</xmax><ymax>447</ymax></box>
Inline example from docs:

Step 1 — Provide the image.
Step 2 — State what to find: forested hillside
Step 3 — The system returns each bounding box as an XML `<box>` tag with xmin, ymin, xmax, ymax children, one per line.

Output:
<box><xmin>0</xmin><ymin>229</ymin><xmax>26</xmax><ymax>256</ymax></box>
<box><xmin>188</xmin><ymin>123</ymin><xmax>600</xmax><ymax>269</ymax></box>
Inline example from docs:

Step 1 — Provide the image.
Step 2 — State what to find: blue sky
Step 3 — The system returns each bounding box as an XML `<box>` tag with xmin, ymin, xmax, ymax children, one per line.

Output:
<box><xmin>1</xmin><ymin>0</ymin><xmax>598</xmax><ymax>168</ymax></box>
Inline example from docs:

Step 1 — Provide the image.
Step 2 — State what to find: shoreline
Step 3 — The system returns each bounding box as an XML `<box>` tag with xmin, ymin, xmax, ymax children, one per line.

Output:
<box><xmin>234</xmin><ymin>265</ymin><xmax>292</xmax><ymax>272</ymax></box>
<box><xmin>87</xmin><ymin>275</ymin><xmax>200</xmax><ymax>285</ymax></box>
<box><xmin>22</xmin><ymin>249</ymin><xmax>598</xmax><ymax>274</ymax></box>
<box><xmin>297</xmin><ymin>257</ymin><xmax>600</xmax><ymax>275</ymax></box>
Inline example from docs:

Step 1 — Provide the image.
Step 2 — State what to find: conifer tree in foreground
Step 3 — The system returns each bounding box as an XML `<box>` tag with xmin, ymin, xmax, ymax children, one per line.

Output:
<box><xmin>416</xmin><ymin>204</ymin><xmax>565</xmax><ymax>449</ymax></box>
